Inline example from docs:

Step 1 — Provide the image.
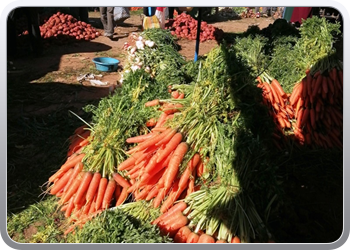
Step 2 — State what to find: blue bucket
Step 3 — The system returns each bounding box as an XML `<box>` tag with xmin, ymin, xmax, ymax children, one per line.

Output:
<box><xmin>92</xmin><ymin>57</ymin><xmax>120</xmax><ymax>72</ymax></box>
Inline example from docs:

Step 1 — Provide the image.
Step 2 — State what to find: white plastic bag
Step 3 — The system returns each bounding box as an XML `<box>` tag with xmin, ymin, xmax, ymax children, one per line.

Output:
<box><xmin>155</xmin><ymin>7</ymin><xmax>165</xmax><ymax>29</ymax></box>
<box><xmin>113</xmin><ymin>7</ymin><xmax>130</xmax><ymax>24</ymax></box>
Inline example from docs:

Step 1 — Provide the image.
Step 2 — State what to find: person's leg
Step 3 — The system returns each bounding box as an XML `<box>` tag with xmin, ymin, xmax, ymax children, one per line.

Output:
<box><xmin>99</xmin><ymin>7</ymin><xmax>111</xmax><ymax>36</ymax></box>
<box><xmin>106</xmin><ymin>7</ymin><xmax>115</xmax><ymax>36</ymax></box>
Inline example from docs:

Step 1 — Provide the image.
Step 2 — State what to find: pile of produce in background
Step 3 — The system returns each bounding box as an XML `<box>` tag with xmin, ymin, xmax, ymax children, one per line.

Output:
<box><xmin>165</xmin><ymin>13</ymin><xmax>224</xmax><ymax>42</ymax></box>
<box><xmin>7</xmin><ymin>17</ymin><xmax>343</xmax><ymax>244</ymax></box>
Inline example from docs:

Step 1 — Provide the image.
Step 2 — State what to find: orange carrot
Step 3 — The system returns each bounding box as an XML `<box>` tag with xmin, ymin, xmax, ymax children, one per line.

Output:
<box><xmin>290</xmin><ymin>82</ymin><xmax>302</xmax><ymax>106</ymax></box>
<box><xmin>171</xmin><ymin>91</ymin><xmax>180</xmax><ymax>99</ymax></box>
<box><xmin>146</xmin><ymin>118</ymin><xmax>157</xmax><ymax>127</ymax></box>
<box><xmin>126</xmin><ymin>133</ymin><xmax>154</xmax><ymax>144</ymax></box>
<box><xmin>145</xmin><ymin>186</ymin><xmax>159</xmax><ymax>201</ymax></box>
<box><xmin>187</xmin><ymin>232</ymin><xmax>200</xmax><ymax>243</ymax></box>
<box><xmin>116</xmin><ymin>186</ymin><xmax>129</xmax><ymax>206</ymax></box>
<box><xmin>155</xmin><ymin>129</ymin><xmax>177</xmax><ymax>147</ymax></box>
<box><xmin>112</xmin><ymin>172</ymin><xmax>131</xmax><ymax>189</ymax></box>
<box><xmin>164</xmin><ymin>142</ymin><xmax>189</xmax><ymax>190</ymax></box>
<box><xmin>152</xmin><ymin>201</ymin><xmax>188</xmax><ymax>225</ymax></box>
<box><xmin>73</xmin><ymin>171</ymin><xmax>93</xmax><ymax>206</ymax></box>
<box><xmin>85</xmin><ymin>172</ymin><xmax>102</xmax><ymax>203</ymax></box>
<box><xmin>312</xmin><ymin>73</ymin><xmax>323</xmax><ymax>97</ymax></box>
<box><xmin>61</xmin><ymin>173</ymin><xmax>83</xmax><ymax>204</ymax></box>
<box><xmin>50</xmin><ymin>168</ymin><xmax>73</xmax><ymax>195</ymax></box>
<box><xmin>59</xmin><ymin>153</ymin><xmax>85</xmax><ymax>174</ymax></box>
<box><xmin>156</xmin><ymin>132</ymin><xmax>183</xmax><ymax>163</ymax></box>
<box><xmin>159</xmin><ymin>211</ymin><xmax>189</xmax><ymax>236</ymax></box>
<box><xmin>102</xmin><ymin>179</ymin><xmax>117</xmax><ymax>209</ymax></box>
<box><xmin>154</xmin><ymin>112</ymin><xmax>168</xmax><ymax>128</ymax></box>
<box><xmin>65</xmin><ymin>195</ymin><xmax>75</xmax><ymax>218</ymax></box>
<box><xmin>231</xmin><ymin>236</ymin><xmax>241</xmax><ymax>243</ymax></box>
<box><xmin>145</xmin><ymin>99</ymin><xmax>160</xmax><ymax>107</ymax></box>
<box><xmin>271</xmin><ymin>79</ymin><xmax>287</xmax><ymax>98</ymax></box>
<box><xmin>153</xmin><ymin>187</ymin><xmax>168</xmax><ymax>208</ymax></box>
<box><xmin>178</xmin><ymin>153</ymin><xmax>200</xmax><ymax>189</ymax></box>
<box><xmin>137</xmin><ymin>128</ymin><xmax>173</xmax><ymax>152</ymax></box>
<box><xmin>198</xmin><ymin>233</ymin><xmax>215</xmax><ymax>243</ymax></box>
<box><xmin>174</xmin><ymin>226</ymin><xmax>192</xmax><ymax>243</ymax></box>
<box><xmin>177</xmin><ymin>93</ymin><xmax>185</xmax><ymax>99</ymax></box>
<box><xmin>63</xmin><ymin>162</ymin><xmax>84</xmax><ymax>193</ymax></box>
<box><xmin>117</xmin><ymin>151</ymin><xmax>144</xmax><ymax>171</ymax></box>
<box><xmin>95</xmin><ymin>177</ymin><xmax>108</xmax><ymax>211</ymax></box>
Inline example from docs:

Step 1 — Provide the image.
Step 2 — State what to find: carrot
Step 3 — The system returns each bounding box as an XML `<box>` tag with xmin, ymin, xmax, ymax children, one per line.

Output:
<box><xmin>135</xmin><ymin>145</ymin><xmax>158</xmax><ymax>165</ymax></box>
<box><xmin>174</xmin><ymin>226</ymin><xmax>192</xmax><ymax>243</ymax></box>
<box><xmin>114</xmin><ymin>184</ymin><xmax>122</xmax><ymax>201</ymax></box>
<box><xmin>73</xmin><ymin>171</ymin><xmax>93</xmax><ymax>206</ymax></box>
<box><xmin>88</xmin><ymin>200</ymin><xmax>96</xmax><ymax>214</ymax></box>
<box><xmin>59</xmin><ymin>153</ymin><xmax>85</xmax><ymax>174</ymax></box>
<box><xmin>82</xmin><ymin>200</ymin><xmax>92</xmax><ymax>215</ymax></box>
<box><xmin>268</xmin><ymin>82</ymin><xmax>281</xmax><ymax>105</ymax></box>
<box><xmin>164</xmin><ymin>142</ymin><xmax>189</xmax><ymax>190</ymax></box>
<box><xmin>61</xmin><ymin>173</ymin><xmax>83</xmax><ymax>204</ymax></box>
<box><xmin>95</xmin><ymin>177</ymin><xmax>108</xmax><ymax>211</ymax></box>
<box><xmin>177</xmin><ymin>93</ymin><xmax>185</xmax><ymax>99</ymax></box>
<box><xmin>137</xmin><ymin>128</ymin><xmax>173</xmax><ymax>152</ymax></box>
<box><xmin>65</xmin><ymin>195</ymin><xmax>75</xmax><ymax>218</ymax></box>
<box><xmin>117</xmin><ymin>151</ymin><xmax>144</xmax><ymax>171</ymax></box>
<box><xmin>152</xmin><ymin>201</ymin><xmax>188</xmax><ymax>225</ymax></box>
<box><xmin>116</xmin><ymin>186</ymin><xmax>129</xmax><ymax>206</ymax></box>
<box><xmin>151</xmin><ymin>127</ymin><xmax>168</xmax><ymax>132</ymax></box>
<box><xmin>156</xmin><ymin>132</ymin><xmax>183</xmax><ymax>163</ymax></box>
<box><xmin>85</xmin><ymin>172</ymin><xmax>102</xmax><ymax>203</ymax></box>
<box><xmin>187</xmin><ymin>232</ymin><xmax>200</xmax><ymax>243</ymax></box>
<box><xmin>50</xmin><ymin>168</ymin><xmax>73</xmax><ymax>195</ymax></box>
<box><xmin>187</xmin><ymin>169</ymin><xmax>196</xmax><ymax>196</ymax></box>
<box><xmin>126</xmin><ymin>133</ymin><xmax>154</xmax><ymax>144</ymax></box>
<box><xmin>291</xmin><ymin>82</ymin><xmax>303</xmax><ymax>105</ymax></box>
<box><xmin>143</xmin><ymin>152</ymin><xmax>161</xmax><ymax>174</ymax></box>
<box><xmin>198</xmin><ymin>233</ymin><xmax>215</xmax><ymax>243</ymax></box>
<box><xmin>271</xmin><ymin>79</ymin><xmax>286</xmax><ymax>98</ymax></box>
<box><xmin>145</xmin><ymin>186</ymin><xmax>159</xmax><ymax>201</ymax></box>
<box><xmin>178</xmin><ymin>153</ymin><xmax>200</xmax><ymax>189</ymax></box>
<box><xmin>112</xmin><ymin>172</ymin><xmax>131</xmax><ymax>189</ymax></box>
<box><xmin>300</xmin><ymin>108</ymin><xmax>310</xmax><ymax>128</ymax></box>
<box><xmin>311</xmin><ymin>73</ymin><xmax>323</xmax><ymax>97</ymax></box>
<box><xmin>102</xmin><ymin>179</ymin><xmax>117</xmax><ymax>210</ymax></box>
<box><xmin>262</xmin><ymin>82</ymin><xmax>274</xmax><ymax>102</ymax></box>
<box><xmin>171</xmin><ymin>91</ymin><xmax>180</xmax><ymax>99</ymax></box>
<box><xmin>60</xmin><ymin>203</ymin><xmax>69</xmax><ymax>212</ymax></box>
<box><xmin>146</xmin><ymin>118</ymin><xmax>157</xmax><ymax>127</ymax></box>
<box><xmin>159</xmin><ymin>211</ymin><xmax>189</xmax><ymax>237</ymax></box>
<box><xmin>155</xmin><ymin>129</ymin><xmax>177</xmax><ymax>147</ymax></box>
<box><xmin>231</xmin><ymin>236</ymin><xmax>241</xmax><ymax>243</ymax></box>
<box><xmin>154</xmin><ymin>112</ymin><xmax>168</xmax><ymax>128</ymax></box>
<box><xmin>153</xmin><ymin>187</ymin><xmax>168</xmax><ymax>208</ymax></box>
<box><xmin>145</xmin><ymin>99</ymin><xmax>160</xmax><ymax>107</ymax></box>
<box><xmin>276</xmin><ymin>115</ymin><xmax>286</xmax><ymax>128</ymax></box>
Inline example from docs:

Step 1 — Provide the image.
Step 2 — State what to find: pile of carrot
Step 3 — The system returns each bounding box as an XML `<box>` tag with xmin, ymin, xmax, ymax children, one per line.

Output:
<box><xmin>151</xmin><ymin>201</ymin><xmax>241</xmax><ymax>243</ymax></box>
<box><xmin>257</xmin><ymin>66</ymin><xmax>343</xmax><ymax>150</ymax></box>
<box><xmin>118</xmin><ymin>90</ymin><xmax>205</xmax><ymax>213</ymax></box>
<box><xmin>289</xmin><ymin>67</ymin><xmax>343</xmax><ymax>148</ymax></box>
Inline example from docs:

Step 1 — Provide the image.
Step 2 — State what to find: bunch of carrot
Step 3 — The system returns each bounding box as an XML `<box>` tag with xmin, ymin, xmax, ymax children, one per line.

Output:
<box><xmin>257</xmin><ymin>65</ymin><xmax>343</xmax><ymax>150</ymax></box>
<box><xmin>150</xmin><ymin>200</ymin><xmax>242</xmax><ymax>243</ymax></box>
<box><xmin>67</xmin><ymin>125</ymin><xmax>91</xmax><ymax>157</ymax></box>
<box><xmin>117</xmin><ymin>90</ymin><xmax>206</xmax><ymax>213</ymax></box>
<box><xmin>289</xmin><ymin>66</ymin><xmax>343</xmax><ymax>148</ymax></box>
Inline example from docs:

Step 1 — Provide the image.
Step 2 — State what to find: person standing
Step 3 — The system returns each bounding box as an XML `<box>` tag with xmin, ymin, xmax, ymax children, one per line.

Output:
<box><xmin>99</xmin><ymin>7</ymin><xmax>115</xmax><ymax>39</ymax></box>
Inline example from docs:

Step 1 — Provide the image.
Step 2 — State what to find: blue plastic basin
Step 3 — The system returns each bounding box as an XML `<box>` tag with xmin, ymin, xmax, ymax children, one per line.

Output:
<box><xmin>92</xmin><ymin>57</ymin><xmax>120</xmax><ymax>72</ymax></box>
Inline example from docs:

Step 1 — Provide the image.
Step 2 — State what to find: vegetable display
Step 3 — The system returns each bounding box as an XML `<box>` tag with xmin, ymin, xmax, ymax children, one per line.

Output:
<box><xmin>39</xmin><ymin>11</ymin><xmax>101</xmax><ymax>44</ymax></box>
<box><xmin>43</xmin><ymin>17</ymin><xmax>342</xmax><ymax>243</ymax></box>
